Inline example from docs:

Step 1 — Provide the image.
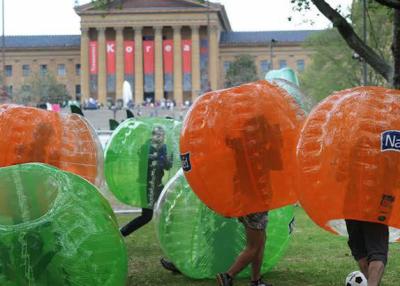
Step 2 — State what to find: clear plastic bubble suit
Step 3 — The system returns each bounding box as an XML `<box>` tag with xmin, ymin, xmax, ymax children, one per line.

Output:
<box><xmin>0</xmin><ymin>104</ymin><xmax>104</xmax><ymax>186</ymax></box>
<box><xmin>154</xmin><ymin>169</ymin><xmax>294</xmax><ymax>279</ymax></box>
<box><xmin>104</xmin><ymin>117</ymin><xmax>181</xmax><ymax>208</ymax></box>
<box><xmin>269</xmin><ymin>79</ymin><xmax>314</xmax><ymax>113</ymax></box>
<box><xmin>180</xmin><ymin>80</ymin><xmax>305</xmax><ymax>217</ymax></box>
<box><xmin>0</xmin><ymin>163</ymin><xmax>127</xmax><ymax>285</ymax></box>
<box><xmin>265</xmin><ymin>67</ymin><xmax>300</xmax><ymax>86</ymax></box>
<box><xmin>266</xmin><ymin>68</ymin><xmax>315</xmax><ymax>113</ymax></box>
<box><xmin>297</xmin><ymin>87</ymin><xmax>400</xmax><ymax>241</ymax></box>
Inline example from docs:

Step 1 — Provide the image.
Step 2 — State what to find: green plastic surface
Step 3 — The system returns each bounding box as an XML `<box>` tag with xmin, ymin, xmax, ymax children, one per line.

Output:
<box><xmin>0</xmin><ymin>163</ymin><xmax>127</xmax><ymax>286</ymax></box>
<box><xmin>154</xmin><ymin>170</ymin><xmax>294</xmax><ymax>279</ymax></box>
<box><xmin>104</xmin><ymin>117</ymin><xmax>181</xmax><ymax>208</ymax></box>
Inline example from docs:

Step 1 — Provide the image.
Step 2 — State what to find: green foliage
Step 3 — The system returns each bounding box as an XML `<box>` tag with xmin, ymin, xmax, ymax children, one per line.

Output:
<box><xmin>300</xmin><ymin>1</ymin><xmax>392</xmax><ymax>103</ymax></box>
<box><xmin>225</xmin><ymin>55</ymin><xmax>258</xmax><ymax>88</ymax></box>
<box><xmin>91</xmin><ymin>0</ymin><xmax>110</xmax><ymax>9</ymax></box>
<box><xmin>351</xmin><ymin>0</ymin><xmax>393</xmax><ymax>64</ymax></box>
<box><xmin>13</xmin><ymin>72</ymin><xmax>69</xmax><ymax>105</ymax></box>
<box><xmin>299</xmin><ymin>30</ymin><xmax>361</xmax><ymax>102</ymax></box>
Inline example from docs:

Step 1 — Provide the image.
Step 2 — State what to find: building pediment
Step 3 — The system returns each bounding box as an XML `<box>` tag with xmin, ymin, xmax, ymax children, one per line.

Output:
<box><xmin>76</xmin><ymin>0</ymin><xmax>231</xmax><ymax>32</ymax></box>
<box><xmin>76</xmin><ymin>0</ymin><xmax>212</xmax><ymax>13</ymax></box>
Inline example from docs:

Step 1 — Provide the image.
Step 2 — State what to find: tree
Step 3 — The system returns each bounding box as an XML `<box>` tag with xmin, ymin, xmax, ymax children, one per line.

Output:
<box><xmin>13</xmin><ymin>72</ymin><xmax>70</xmax><ymax>106</ymax></box>
<box><xmin>91</xmin><ymin>0</ymin><xmax>110</xmax><ymax>9</ymax></box>
<box><xmin>300</xmin><ymin>1</ymin><xmax>393</xmax><ymax>101</ymax></box>
<box><xmin>292</xmin><ymin>0</ymin><xmax>400</xmax><ymax>88</ymax></box>
<box><xmin>225</xmin><ymin>55</ymin><xmax>258</xmax><ymax>88</ymax></box>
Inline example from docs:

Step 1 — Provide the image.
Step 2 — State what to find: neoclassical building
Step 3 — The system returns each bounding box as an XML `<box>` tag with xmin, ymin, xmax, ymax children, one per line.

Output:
<box><xmin>1</xmin><ymin>0</ymin><xmax>317</xmax><ymax>105</ymax></box>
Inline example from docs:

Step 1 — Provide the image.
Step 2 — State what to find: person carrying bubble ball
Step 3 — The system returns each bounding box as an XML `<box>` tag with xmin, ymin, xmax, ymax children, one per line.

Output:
<box><xmin>343</xmin><ymin>135</ymin><xmax>391</xmax><ymax>286</ymax></box>
<box><xmin>120</xmin><ymin>126</ymin><xmax>173</xmax><ymax>236</ymax></box>
<box><xmin>216</xmin><ymin>116</ymin><xmax>281</xmax><ymax>286</ymax></box>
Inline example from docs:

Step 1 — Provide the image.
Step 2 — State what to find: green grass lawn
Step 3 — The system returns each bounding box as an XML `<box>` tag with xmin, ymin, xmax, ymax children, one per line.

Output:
<box><xmin>118</xmin><ymin>207</ymin><xmax>400</xmax><ymax>286</ymax></box>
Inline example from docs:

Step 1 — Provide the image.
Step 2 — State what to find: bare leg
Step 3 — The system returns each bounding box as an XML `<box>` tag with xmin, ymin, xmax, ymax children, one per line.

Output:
<box><xmin>251</xmin><ymin>232</ymin><xmax>266</xmax><ymax>281</ymax></box>
<box><xmin>367</xmin><ymin>260</ymin><xmax>385</xmax><ymax>286</ymax></box>
<box><xmin>227</xmin><ymin>227</ymin><xmax>265</xmax><ymax>278</ymax></box>
<box><xmin>357</xmin><ymin>257</ymin><xmax>369</xmax><ymax>278</ymax></box>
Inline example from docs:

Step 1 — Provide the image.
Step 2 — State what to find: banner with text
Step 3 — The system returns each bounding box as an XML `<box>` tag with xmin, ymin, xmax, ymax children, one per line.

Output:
<box><xmin>143</xmin><ymin>40</ymin><xmax>155</xmax><ymax>93</ymax></box>
<box><xmin>124</xmin><ymin>40</ymin><xmax>135</xmax><ymax>92</ymax></box>
<box><xmin>163</xmin><ymin>40</ymin><xmax>173</xmax><ymax>92</ymax></box>
<box><xmin>200</xmin><ymin>39</ymin><xmax>209</xmax><ymax>92</ymax></box>
<box><xmin>106</xmin><ymin>40</ymin><xmax>116</xmax><ymax>92</ymax></box>
<box><xmin>89</xmin><ymin>41</ymin><xmax>98</xmax><ymax>94</ymax></box>
<box><xmin>182</xmin><ymin>40</ymin><xmax>192</xmax><ymax>92</ymax></box>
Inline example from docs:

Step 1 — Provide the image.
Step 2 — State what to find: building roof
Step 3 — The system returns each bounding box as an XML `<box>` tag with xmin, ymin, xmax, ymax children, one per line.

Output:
<box><xmin>1</xmin><ymin>30</ymin><xmax>320</xmax><ymax>49</ymax></box>
<box><xmin>2</xmin><ymin>35</ymin><xmax>81</xmax><ymax>49</ymax></box>
<box><xmin>220</xmin><ymin>30</ymin><xmax>320</xmax><ymax>45</ymax></box>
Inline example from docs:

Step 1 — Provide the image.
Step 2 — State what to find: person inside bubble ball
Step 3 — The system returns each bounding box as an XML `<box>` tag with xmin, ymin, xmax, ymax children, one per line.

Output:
<box><xmin>119</xmin><ymin>125</ymin><xmax>181</xmax><ymax>273</ymax></box>
<box><xmin>120</xmin><ymin>126</ymin><xmax>173</xmax><ymax>235</ymax></box>
<box><xmin>340</xmin><ymin>136</ymin><xmax>391</xmax><ymax>286</ymax></box>
<box><xmin>217</xmin><ymin>116</ymin><xmax>282</xmax><ymax>286</ymax></box>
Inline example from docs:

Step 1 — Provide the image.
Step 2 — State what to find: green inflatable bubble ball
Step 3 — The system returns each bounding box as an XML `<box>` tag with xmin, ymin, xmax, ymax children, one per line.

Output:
<box><xmin>0</xmin><ymin>163</ymin><xmax>127</xmax><ymax>286</ymax></box>
<box><xmin>154</xmin><ymin>169</ymin><xmax>294</xmax><ymax>279</ymax></box>
<box><xmin>104</xmin><ymin>117</ymin><xmax>182</xmax><ymax>208</ymax></box>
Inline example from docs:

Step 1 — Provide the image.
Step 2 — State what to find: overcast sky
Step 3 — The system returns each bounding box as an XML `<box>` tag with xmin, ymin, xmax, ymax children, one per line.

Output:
<box><xmin>1</xmin><ymin>0</ymin><xmax>353</xmax><ymax>36</ymax></box>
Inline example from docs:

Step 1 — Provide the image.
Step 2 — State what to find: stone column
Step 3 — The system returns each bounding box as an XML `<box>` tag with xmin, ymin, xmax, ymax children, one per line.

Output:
<box><xmin>154</xmin><ymin>26</ymin><xmax>164</xmax><ymax>102</ymax></box>
<box><xmin>115</xmin><ymin>27</ymin><xmax>124</xmax><ymax>101</ymax></box>
<box><xmin>98</xmin><ymin>27</ymin><xmax>107</xmax><ymax>105</ymax></box>
<box><xmin>173</xmin><ymin>25</ymin><xmax>183</xmax><ymax>105</ymax></box>
<box><xmin>191</xmin><ymin>25</ymin><xmax>200</xmax><ymax>101</ymax></box>
<box><xmin>80</xmin><ymin>27</ymin><xmax>90</xmax><ymax>102</ymax></box>
<box><xmin>134</xmin><ymin>26</ymin><xmax>144</xmax><ymax>104</ymax></box>
<box><xmin>208</xmin><ymin>25</ymin><xmax>219</xmax><ymax>91</ymax></box>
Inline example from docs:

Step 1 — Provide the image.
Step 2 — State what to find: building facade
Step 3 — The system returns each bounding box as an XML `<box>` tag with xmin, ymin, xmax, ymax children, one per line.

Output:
<box><xmin>0</xmin><ymin>0</ymin><xmax>317</xmax><ymax>106</ymax></box>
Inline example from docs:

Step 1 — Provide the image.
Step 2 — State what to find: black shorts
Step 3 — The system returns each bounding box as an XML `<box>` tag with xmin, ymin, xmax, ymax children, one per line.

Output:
<box><xmin>345</xmin><ymin>219</ymin><xmax>389</xmax><ymax>265</ymax></box>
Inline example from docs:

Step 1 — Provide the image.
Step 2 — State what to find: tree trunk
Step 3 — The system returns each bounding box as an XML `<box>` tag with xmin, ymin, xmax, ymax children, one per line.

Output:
<box><xmin>392</xmin><ymin>9</ymin><xmax>400</xmax><ymax>88</ymax></box>
<box><xmin>311</xmin><ymin>0</ymin><xmax>393</xmax><ymax>82</ymax></box>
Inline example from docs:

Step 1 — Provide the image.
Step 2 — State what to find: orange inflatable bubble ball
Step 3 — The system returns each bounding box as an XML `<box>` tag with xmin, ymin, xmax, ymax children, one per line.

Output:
<box><xmin>180</xmin><ymin>80</ymin><xmax>306</xmax><ymax>217</ymax></box>
<box><xmin>297</xmin><ymin>87</ymin><xmax>400</xmax><ymax>239</ymax></box>
<box><xmin>0</xmin><ymin>104</ymin><xmax>103</xmax><ymax>186</ymax></box>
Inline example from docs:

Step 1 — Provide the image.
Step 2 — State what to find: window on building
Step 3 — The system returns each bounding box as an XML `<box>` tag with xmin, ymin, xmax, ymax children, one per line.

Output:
<box><xmin>5</xmin><ymin>65</ymin><xmax>12</xmax><ymax>77</ymax></box>
<box><xmin>260</xmin><ymin>60</ymin><xmax>270</xmax><ymax>76</ymax></box>
<box><xmin>40</xmin><ymin>64</ymin><xmax>48</xmax><ymax>76</ymax></box>
<box><xmin>75</xmin><ymin>64</ymin><xmax>81</xmax><ymax>76</ymax></box>
<box><xmin>279</xmin><ymin>60</ymin><xmax>287</xmax><ymax>69</ymax></box>
<box><xmin>75</xmin><ymin>85</ymin><xmax>81</xmax><ymax>98</ymax></box>
<box><xmin>22</xmin><ymin>65</ymin><xmax>31</xmax><ymax>77</ymax></box>
<box><xmin>21</xmin><ymin>85</ymin><xmax>31</xmax><ymax>93</ymax></box>
<box><xmin>6</xmin><ymin>85</ymin><xmax>12</xmax><ymax>96</ymax></box>
<box><xmin>297</xmin><ymin>59</ymin><xmax>305</xmax><ymax>71</ymax></box>
<box><xmin>58</xmin><ymin>64</ymin><xmax>66</xmax><ymax>76</ymax></box>
<box><xmin>223</xmin><ymin>61</ymin><xmax>232</xmax><ymax>74</ymax></box>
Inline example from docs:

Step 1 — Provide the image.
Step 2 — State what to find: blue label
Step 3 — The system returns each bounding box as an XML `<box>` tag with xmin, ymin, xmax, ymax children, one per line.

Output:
<box><xmin>381</xmin><ymin>130</ymin><xmax>400</xmax><ymax>152</ymax></box>
<box><xmin>180</xmin><ymin>153</ymin><xmax>192</xmax><ymax>172</ymax></box>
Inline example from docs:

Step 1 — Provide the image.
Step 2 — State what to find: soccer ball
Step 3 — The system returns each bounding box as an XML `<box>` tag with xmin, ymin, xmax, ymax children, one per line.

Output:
<box><xmin>345</xmin><ymin>271</ymin><xmax>367</xmax><ymax>286</ymax></box>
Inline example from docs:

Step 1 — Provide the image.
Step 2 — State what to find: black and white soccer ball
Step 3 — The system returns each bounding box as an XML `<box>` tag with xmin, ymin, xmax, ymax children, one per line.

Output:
<box><xmin>345</xmin><ymin>271</ymin><xmax>367</xmax><ymax>286</ymax></box>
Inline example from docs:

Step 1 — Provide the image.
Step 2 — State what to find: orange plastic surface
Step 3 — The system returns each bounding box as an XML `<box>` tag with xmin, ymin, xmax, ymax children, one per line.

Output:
<box><xmin>297</xmin><ymin>86</ymin><xmax>400</xmax><ymax>232</ymax></box>
<box><xmin>180</xmin><ymin>80</ymin><xmax>305</xmax><ymax>217</ymax></box>
<box><xmin>0</xmin><ymin>104</ymin><xmax>100</xmax><ymax>185</ymax></box>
